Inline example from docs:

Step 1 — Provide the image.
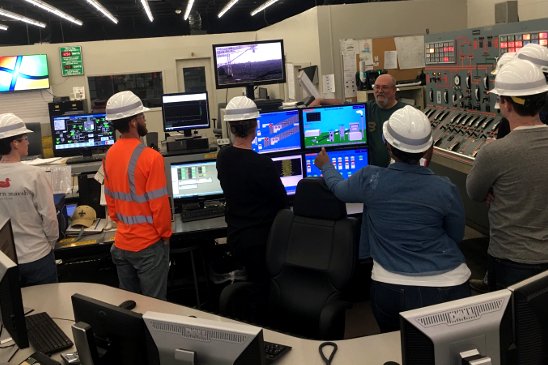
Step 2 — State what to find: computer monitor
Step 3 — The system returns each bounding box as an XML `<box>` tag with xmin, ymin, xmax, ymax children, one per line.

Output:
<box><xmin>0</xmin><ymin>219</ymin><xmax>29</xmax><ymax>349</ymax></box>
<box><xmin>170</xmin><ymin>160</ymin><xmax>223</xmax><ymax>200</ymax></box>
<box><xmin>301</xmin><ymin>104</ymin><xmax>367</xmax><ymax>149</ymax></box>
<box><xmin>304</xmin><ymin>148</ymin><xmax>369</xmax><ymax>179</ymax></box>
<box><xmin>143</xmin><ymin>311</ymin><xmax>266</xmax><ymax>365</ymax></box>
<box><xmin>252</xmin><ymin>109</ymin><xmax>301</xmax><ymax>154</ymax></box>
<box><xmin>162</xmin><ymin>91</ymin><xmax>210</xmax><ymax>138</ymax></box>
<box><xmin>400</xmin><ymin>290</ymin><xmax>514</xmax><ymax>365</ymax></box>
<box><xmin>71</xmin><ymin>293</ymin><xmax>154</xmax><ymax>365</ymax></box>
<box><xmin>507</xmin><ymin>270</ymin><xmax>548</xmax><ymax>365</ymax></box>
<box><xmin>0</xmin><ymin>54</ymin><xmax>49</xmax><ymax>93</ymax></box>
<box><xmin>271</xmin><ymin>154</ymin><xmax>304</xmax><ymax>196</ymax></box>
<box><xmin>212</xmin><ymin>39</ymin><xmax>286</xmax><ymax>99</ymax></box>
<box><xmin>0</xmin><ymin>217</ymin><xmax>18</xmax><ymax>264</ymax></box>
<box><xmin>50</xmin><ymin>112</ymin><xmax>115</xmax><ymax>158</ymax></box>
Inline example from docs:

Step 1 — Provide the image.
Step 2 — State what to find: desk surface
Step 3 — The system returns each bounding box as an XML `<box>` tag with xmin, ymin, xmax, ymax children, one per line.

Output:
<box><xmin>2</xmin><ymin>283</ymin><xmax>401</xmax><ymax>365</ymax></box>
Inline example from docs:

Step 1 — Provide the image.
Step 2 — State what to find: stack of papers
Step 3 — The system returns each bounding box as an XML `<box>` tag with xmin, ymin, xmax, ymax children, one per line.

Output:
<box><xmin>65</xmin><ymin>218</ymin><xmax>107</xmax><ymax>236</ymax></box>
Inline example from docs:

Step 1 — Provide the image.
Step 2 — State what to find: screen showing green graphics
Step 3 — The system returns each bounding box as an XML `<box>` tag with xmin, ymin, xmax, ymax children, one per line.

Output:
<box><xmin>302</xmin><ymin>104</ymin><xmax>367</xmax><ymax>149</ymax></box>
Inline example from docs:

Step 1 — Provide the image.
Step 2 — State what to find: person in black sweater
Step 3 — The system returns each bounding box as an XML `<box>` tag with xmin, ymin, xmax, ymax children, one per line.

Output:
<box><xmin>216</xmin><ymin>96</ymin><xmax>288</xmax><ymax>284</ymax></box>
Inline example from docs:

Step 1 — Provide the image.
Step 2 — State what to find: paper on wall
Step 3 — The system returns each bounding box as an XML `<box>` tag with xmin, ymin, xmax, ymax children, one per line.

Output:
<box><xmin>384</xmin><ymin>51</ymin><xmax>398</xmax><ymax>69</ymax></box>
<box><xmin>394</xmin><ymin>35</ymin><xmax>425</xmax><ymax>69</ymax></box>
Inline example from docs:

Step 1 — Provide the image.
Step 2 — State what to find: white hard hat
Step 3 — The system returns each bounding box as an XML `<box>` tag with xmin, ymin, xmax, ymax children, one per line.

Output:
<box><xmin>223</xmin><ymin>96</ymin><xmax>259</xmax><ymax>122</ymax></box>
<box><xmin>516</xmin><ymin>43</ymin><xmax>548</xmax><ymax>73</ymax></box>
<box><xmin>383</xmin><ymin>105</ymin><xmax>432</xmax><ymax>153</ymax></box>
<box><xmin>490</xmin><ymin>59</ymin><xmax>548</xmax><ymax>96</ymax></box>
<box><xmin>0</xmin><ymin>113</ymin><xmax>33</xmax><ymax>140</ymax></box>
<box><xmin>105</xmin><ymin>90</ymin><xmax>150</xmax><ymax>121</ymax></box>
<box><xmin>491</xmin><ymin>52</ymin><xmax>516</xmax><ymax>75</ymax></box>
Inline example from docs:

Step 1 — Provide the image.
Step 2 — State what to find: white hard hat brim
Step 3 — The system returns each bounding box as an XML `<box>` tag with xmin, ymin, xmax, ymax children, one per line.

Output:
<box><xmin>489</xmin><ymin>81</ymin><xmax>548</xmax><ymax>96</ymax></box>
<box><xmin>382</xmin><ymin>122</ymin><xmax>433</xmax><ymax>154</ymax></box>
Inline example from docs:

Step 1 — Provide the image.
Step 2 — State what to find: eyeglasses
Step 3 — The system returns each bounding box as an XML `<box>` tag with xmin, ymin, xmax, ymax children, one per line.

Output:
<box><xmin>15</xmin><ymin>136</ymin><xmax>28</xmax><ymax>142</ymax></box>
<box><xmin>373</xmin><ymin>85</ymin><xmax>394</xmax><ymax>91</ymax></box>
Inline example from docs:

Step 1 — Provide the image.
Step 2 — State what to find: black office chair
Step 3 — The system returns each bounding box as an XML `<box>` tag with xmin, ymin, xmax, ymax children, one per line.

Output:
<box><xmin>220</xmin><ymin>178</ymin><xmax>359</xmax><ymax>340</ymax></box>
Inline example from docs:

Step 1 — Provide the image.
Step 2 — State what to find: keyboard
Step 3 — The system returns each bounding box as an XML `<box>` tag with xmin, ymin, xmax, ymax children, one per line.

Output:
<box><xmin>264</xmin><ymin>341</ymin><xmax>291</xmax><ymax>364</ymax></box>
<box><xmin>25</xmin><ymin>312</ymin><xmax>74</xmax><ymax>355</ymax></box>
<box><xmin>66</xmin><ymin>155</ymin><xmax>104</xmax><ymax>164</ymax></box>
<box><xmin>181</xmin><ymin>204</ymin><xmax>225</xmax><ymax>222</ymax></box>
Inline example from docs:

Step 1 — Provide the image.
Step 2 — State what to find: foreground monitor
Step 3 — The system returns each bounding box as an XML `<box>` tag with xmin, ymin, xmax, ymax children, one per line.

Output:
<box><xmin>162</xmin><ymin>91</ymin><xmax>210</xmax><ymax>137</ymax></box>
<box><xmin>400</xmin><ymin>290</ymin><xmax>513</xmax><ymax>365</ymax></box>
<box><xmin>252</xmin><ymin>109</ymin><xmax>301</xmax><ymax>154</ymax></box>
<box><xmin>50</xmin><ymin>113</ymin><xmax>114</xmax><ymax>158</ymax></box>
<box><xmin>507</xmin><ymin>270</ymin><xmax>548</xmax><ymax>365</ymax></box>
<box><xmin>71</xmin><ymin>293</ymin><xmax>152</xmax><ymax>365</ymax></box>
<box><xmin>0</xmin><ymin>219</ymin><xmax>29</xmax><ymax>349</ymax></box>
<box><xmin>170</xmin><ymin>160</ymin><xmax>223</xmax><ymax>200</ymax></box>
<box><xmin>305</xmin><ymin>148</ymin><xmax>369</xmax><ymax>179</ymax></box>
<box><xmin>271</xmin><ymin>154</ymin><xmax>304</xmax><ymax>196</ymax></box>
<box><xmin>302</xmin><ymin>103</ymin><xmax>367</xmax><ymax>149</ymax></box>
<box><xmin>143</xmin><ymin>311</ymin><xmax>265</xmax><ymax>365</ymax></box>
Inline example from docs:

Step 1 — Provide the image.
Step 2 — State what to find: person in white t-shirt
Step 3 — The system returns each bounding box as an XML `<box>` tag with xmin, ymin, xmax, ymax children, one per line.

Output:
<box><xmin>0</xmin><ymin>113</ymin><xmax>59</xmax><ymax>286</ymax></box>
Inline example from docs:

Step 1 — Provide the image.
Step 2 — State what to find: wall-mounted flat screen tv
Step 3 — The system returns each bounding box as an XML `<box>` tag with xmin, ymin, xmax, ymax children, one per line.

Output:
<box><xmin>212</xmin><ymin>39</ymin><xmax>285</xmax><ymax>97</ymax></box>
<box><xmin>0</xmin><ymin>54</ymin><xmax>50</xmax><ymax>93</ymax></box>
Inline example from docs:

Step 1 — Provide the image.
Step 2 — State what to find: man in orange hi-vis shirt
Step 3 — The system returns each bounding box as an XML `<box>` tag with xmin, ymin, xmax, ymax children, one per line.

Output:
<box><xmin>103</xmin><ymin>91</ymin><xmax>172</xmax><ymax>300</ymax></box>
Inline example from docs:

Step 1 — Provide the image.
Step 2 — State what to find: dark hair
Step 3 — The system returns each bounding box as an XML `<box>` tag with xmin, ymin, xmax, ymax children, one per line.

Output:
<box><xmin>501</xmin><ymin>92</ymin><xmax>547</xmax><ymax>117</ymax></box>
<box><xmin>390</xmin><ymin>146</ymin><xmax>425</xmax><ymax>165</ymax></box>
<box><xmin>111</xmin><ymin>115</ymin><xmax>133</xmax><ymax>133</ymax></box>
<box><xmin>229</xmin><ymin>119</ymin><xmax>257</xmax><ymax>138</ymax></box>
<box><xmin>0</xmin><ymin>134</ymin><xmax>23</xmax><ymax>155</ymax></box>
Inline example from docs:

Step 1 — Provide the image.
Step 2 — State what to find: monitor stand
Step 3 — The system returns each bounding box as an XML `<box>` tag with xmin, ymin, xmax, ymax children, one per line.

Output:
<box><xmin>246</xmin><ymin>84</ymin><xmax>255</xmax><ymax>100</ymax></box>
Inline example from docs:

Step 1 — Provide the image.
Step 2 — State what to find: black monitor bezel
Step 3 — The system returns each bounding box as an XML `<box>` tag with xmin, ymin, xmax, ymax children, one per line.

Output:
<box><xmin>161</xmin><ymin>91</ymin><xmax>211</xmax><ymax>135</ymax></box>
<box><xmin>0</xmin><ymin>219</ymin><xmax>29</xmax><ymax>349</ymax></box>
<box><xmin>169</xmin><ymin>158</ymin><xmax>224</xmax><ymax>203</ymax></box>
<box><xmin>212</xmin><ymin>39</ymin><xmax>286</xmax><ymax>91</ymax></box>
<box><xmin>49</xmin><ymin>112</ymin><xmax>115</xmax><ymax>158</ymax></box>
<box><xmin>71</xmin><ymin>293</ymin><xmax>153</xmax><ymax>365</ymax></box>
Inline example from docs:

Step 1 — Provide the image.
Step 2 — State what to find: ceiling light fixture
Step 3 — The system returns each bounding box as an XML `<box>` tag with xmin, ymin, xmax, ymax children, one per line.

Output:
<box><xmin>250</xmin><ymin>0</ymin><xmax>280</xmax><ymax>16</ymax></box>
<box><xmin>183</xmin><ymin>0</ymin><xmax>195</xmax><ymax>21</ymax></box>
<box><xmin>23</xmin><ymin>0</ymin><xmax>83</xmax><ymax>26</ymax></box>
<box><xmin>0</xmin><ymin>8</ymin><xmax>46</xmax><ymax>28</ymax></box>
<box><xmin>140</xmin><ymin>0</ymin><xmax>154</xmax><ymax>22</ymax></box>
<box><xmin>0</xmin><ymin>24</ymin><xmax>7</xmax><ymax>31</ymax></box>
<box><xmin>85</xmin><ymin>0</ymin><xmax>118</xmax><ymax>24</ymax></box>
<box><xmin>218</xmin><ymin>0</ymin><xmax>239</xmax><ymax>18</ymax></box>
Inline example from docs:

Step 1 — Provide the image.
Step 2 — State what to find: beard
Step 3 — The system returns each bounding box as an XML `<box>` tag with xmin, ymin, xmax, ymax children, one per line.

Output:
<box><xmin>137</xmin><ymin>123</ymin><xmax>148</xmax><ymax>137</ymax></box>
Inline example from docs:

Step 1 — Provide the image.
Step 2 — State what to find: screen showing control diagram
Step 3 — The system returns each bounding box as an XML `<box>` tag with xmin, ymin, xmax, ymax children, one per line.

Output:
<box><xmin>170</xmin><ymin>161</ymin><xmax>223</xmax><ymax>199</ymax></box>
<box><xmin>52</xmin><ymin>113</ymin><xmax>114</xmax><ymax>151</ymax></box>
<box><xmin>302</xmin><ymin>104</ymin><xmax>367</xmax><ymax>149</ymax></box>
<box><xmin>305</xmin><ymin>148</ymin><xmax>369</xmax><ymax>179</ymax></box>
<box><xmin>252</xmin><ymin>109</ymin><xmax>301</xmax><ymax>154</ymax></box>
<box><xmin>271</xmin><ymin>154</ymin><xmax>303</xmax><ymax>195</ymax></box>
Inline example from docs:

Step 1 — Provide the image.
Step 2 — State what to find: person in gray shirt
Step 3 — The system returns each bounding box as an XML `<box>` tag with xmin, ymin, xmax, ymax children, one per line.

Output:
<box><xmin>466</xmin><ymin>58</ymin><xmax>548</xmax><ymax>291</ymax></box>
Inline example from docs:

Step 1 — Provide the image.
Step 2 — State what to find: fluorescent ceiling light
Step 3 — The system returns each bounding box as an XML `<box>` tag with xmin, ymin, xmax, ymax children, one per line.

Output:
<box><xmin>140</xmin><ymin>0</ymin><xmax>154</xmax><ymax>22</ymax></box>
<box><xmin>218</xmin><ymin>0</ymin><xmax>239</xmax><ymax>18</ymax></box>
<box><xmin>184</xmin><ymin>0</ymin><xmax>195</xmax><ymax>21</ymax></box>
<box><xmin>85</xmin><ymin>0</ymin><xmax>118</xmax><ymax>24</ymax></box>
<box><xmin>23</xmin><ymin>0</ymin><xmax>83</xmax><ymax>26</ymax></box>
<box><xmin>250</xmin><ymin>0</ymin><xmax>280</xmax><ymax>16</ymax></box>
<box><xmin>0</xmin><ymin>8</ymin><xmax>47</xmax><ymax>28</ymax></box>
<box><xmin>0</xmin><ymin>24</ymin><xmax>7</xmax><ymax>31</ymax></box>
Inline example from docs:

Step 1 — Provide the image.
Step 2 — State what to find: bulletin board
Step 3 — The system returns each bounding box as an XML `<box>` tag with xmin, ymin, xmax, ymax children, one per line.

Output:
<box><xmin>371</xmin><ymin>37</ymin><xmax>423</xmax><ymax>82</ymax></box>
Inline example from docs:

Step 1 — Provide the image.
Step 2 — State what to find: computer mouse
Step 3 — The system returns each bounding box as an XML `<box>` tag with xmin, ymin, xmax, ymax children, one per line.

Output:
<box><xmin>118</xmin><ymin>300</ymin><xmax>136</xmax><ymax>310</ymax></box>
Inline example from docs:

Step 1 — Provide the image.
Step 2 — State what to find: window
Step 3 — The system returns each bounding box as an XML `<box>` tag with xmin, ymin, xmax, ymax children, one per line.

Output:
<box><xmin>88</xmin><ymin>72</ymin><xmax>163</xmax><ymax>111</ymax></box>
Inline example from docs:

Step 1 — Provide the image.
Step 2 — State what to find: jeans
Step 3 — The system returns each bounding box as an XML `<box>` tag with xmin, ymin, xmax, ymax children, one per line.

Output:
<box><xmin>370</xmin><ymin>280</ymin><xmax>471</xmax><ymax>333</ymax></box>
<box><xmin>487</xmin><ymin>255</ymin><xmax>548</xmax><ymax>291</ymax></box>
<box><xmin>111</xmin><ymin>240</ymin><xmax>170</xmax><ymax>300</ymax></box>
<box><xmin>19</xmin><ymin>250</ymin><xmax>58</xmax><ymax>287</ymax></box>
